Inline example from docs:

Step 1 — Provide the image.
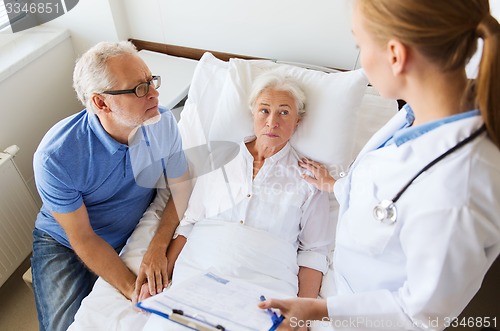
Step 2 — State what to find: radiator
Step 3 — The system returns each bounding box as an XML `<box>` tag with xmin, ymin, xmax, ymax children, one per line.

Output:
<box><xmin>0</xmin><ymin>145</ymin><xmax>39</xmax><ymax>288</ymax></box>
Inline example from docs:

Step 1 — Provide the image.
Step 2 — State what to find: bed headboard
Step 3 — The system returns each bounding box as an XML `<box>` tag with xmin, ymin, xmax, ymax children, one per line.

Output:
<box><xmin>129</xmin><ymin>39</ymin><xmax>346</xmax><ymax>72</ymax></box>
<box><xmin>130</xmin><ymin>39</ymin><xmax>265</xmax><ymax>62</ymax></box>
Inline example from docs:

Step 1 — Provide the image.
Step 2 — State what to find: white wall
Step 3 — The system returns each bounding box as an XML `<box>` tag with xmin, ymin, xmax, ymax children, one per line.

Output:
<box><xmin>39</xmin><ymin>0</ymin><xmax>500</xmax><ymax>71</ymax></box>
<box><xmin>493</xmin><ymin>1</ymin><xmax>500</xmax><ymax>15</ymax></box>
<box><xmin>9</xmin><ymin>0</ymin><xmax>500</xmax><ymax>68</ymax></box>
<box><xmin>42</xmin><ymin>0</ymin><xmax>129</xmax><ymax>56</ymax></box>
<box><xmin>40</xmin><ymin>0</ymin><xmax>360</xmax><ymax>70</ymax></box>
<box><xmin>121</xmin><ymin>0</ymin><xmax>359</xmax><ymax>70</ymax></box>
<box><xmin>0</xmin><ymin>37</ymin><xmax>82</xmax><ymax>200</ymax></box>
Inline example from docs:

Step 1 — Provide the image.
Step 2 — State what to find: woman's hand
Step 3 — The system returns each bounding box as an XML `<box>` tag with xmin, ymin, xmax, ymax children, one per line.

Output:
<box><xmin>132</xmin><ymin>282</ymin><xmax>155</xmax><ymax>311</ymax></box>
<box><xmin>299</xmin><ymin>158</ymin><xmax>336</xmax><ymax>193</ymax></box>
<box><xmin>258</xmin><ymin>297</ymin><xmax>328</xmax><ymax>330</ymax></box>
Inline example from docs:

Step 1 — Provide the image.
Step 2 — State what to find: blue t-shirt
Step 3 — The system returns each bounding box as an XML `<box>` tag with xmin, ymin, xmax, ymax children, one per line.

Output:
<box><xmin>34</xmin><ymin>107</ymin><xmax>187</xmax><ymax>249</ymax></box>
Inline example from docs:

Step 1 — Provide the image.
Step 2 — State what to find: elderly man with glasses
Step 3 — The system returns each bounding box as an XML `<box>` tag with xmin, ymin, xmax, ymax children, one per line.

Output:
<box><xmin>31</xmin><ymin>41</ymin><xmax>191</xmax><ymax>331</ymax></box>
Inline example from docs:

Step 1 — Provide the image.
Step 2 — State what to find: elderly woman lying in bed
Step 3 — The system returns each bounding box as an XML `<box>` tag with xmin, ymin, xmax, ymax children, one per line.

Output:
<box><xmin>69</xmin><ymin>71</ymin><xmax>333</xmax><ymax>330</ymax></box>
<box><xmin>138</xmin><ymin>71</ymin><xmax>333</xmax><ymax>301</ymax></box>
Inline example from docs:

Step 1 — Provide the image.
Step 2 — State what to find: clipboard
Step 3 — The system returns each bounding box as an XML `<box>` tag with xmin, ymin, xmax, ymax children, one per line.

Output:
<box><xmin>135</xmin><ymin>304</ymin><xmax>228</xmax><ymax>331</ymax></box>
<box><xmin>137</xmin><ymin>272</ymin><xmax>285</xmax><ymax>331</ymax></box>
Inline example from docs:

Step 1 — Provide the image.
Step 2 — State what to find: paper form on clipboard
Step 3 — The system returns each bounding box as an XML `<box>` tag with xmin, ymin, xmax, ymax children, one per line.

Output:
<box><xmin>137</xmin><ymin>271</ymin><xmax>287</xmax><ymax>331</ymax></box>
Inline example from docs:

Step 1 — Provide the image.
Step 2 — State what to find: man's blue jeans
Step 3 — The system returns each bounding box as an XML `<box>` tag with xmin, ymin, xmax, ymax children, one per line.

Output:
<box><xmin>31</xmin><ymin>227</ymin><xmax>98</xmax><ymax>331</ymax></box>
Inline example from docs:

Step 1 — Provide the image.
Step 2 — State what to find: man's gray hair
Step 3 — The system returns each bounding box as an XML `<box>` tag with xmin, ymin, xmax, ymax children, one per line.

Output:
<box><xmin>73</xmin><ymin>41</ymin><xmax>138</xmax><ymax>113</ymax></box>
<box><xmin>248</xmin><ymin>71</ymin><xmax>306</xmax><ymax>117</ymax></box>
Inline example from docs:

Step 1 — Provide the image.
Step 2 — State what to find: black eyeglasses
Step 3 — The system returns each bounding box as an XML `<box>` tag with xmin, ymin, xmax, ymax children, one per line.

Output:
<box><xmin>102</xmin><ymin>76</ymin><xmax>161</xmax><ymax>98</ymax></box>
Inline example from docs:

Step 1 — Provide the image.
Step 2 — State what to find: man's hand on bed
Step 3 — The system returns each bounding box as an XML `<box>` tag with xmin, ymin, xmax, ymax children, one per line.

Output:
<box><xmin>133</xmin><ymin>245</ymin><xmax>170</xmax><ymax>303</ymax></box>
<box><xmin>298</xmin><ymin>158</ymin><xmax>336</xmax><ymax>193</ymax></box>
<box><xmin>132</xmin><ymin>172</ymin><xmax>192</xmax><ymax>303</ymax></box>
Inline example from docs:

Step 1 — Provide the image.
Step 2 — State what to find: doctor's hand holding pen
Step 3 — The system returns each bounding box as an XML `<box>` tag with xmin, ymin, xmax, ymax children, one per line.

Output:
<box><xmin>258</xmin><ymin>297</ymin><xmax>328</xmax><ymax>330</ymax></box>
<box><xmin>299</xmin><ymin>158</ymin><xmax>335</xmax><ymax>193</ymax></box>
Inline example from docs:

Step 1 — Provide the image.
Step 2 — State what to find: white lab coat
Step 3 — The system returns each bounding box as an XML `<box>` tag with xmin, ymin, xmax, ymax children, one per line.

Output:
<box><xmin>328</xmin><ymin>109</ymin><xmax>500</xmax><ymax>331</ymax></box>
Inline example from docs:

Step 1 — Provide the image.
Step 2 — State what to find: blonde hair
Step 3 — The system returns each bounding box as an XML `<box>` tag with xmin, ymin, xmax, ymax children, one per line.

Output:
<box><xmin>357</xmin><ymin>0</ymin><xmax>500</xmax><ymax>147</ymax></box>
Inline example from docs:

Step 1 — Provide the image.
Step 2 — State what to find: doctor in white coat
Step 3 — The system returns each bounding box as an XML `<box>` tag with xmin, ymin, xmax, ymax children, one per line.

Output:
<box><xmin>260</xmin><ymin>0</ymin><xmax>500</xmax><ymax>330</ymax></box>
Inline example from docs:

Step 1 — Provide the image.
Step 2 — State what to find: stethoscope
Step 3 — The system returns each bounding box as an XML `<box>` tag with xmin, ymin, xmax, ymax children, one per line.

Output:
<box><xmin>373</xmin><ymin>124</ymin><xmax>486</xmax><ymax>224</ymax></box>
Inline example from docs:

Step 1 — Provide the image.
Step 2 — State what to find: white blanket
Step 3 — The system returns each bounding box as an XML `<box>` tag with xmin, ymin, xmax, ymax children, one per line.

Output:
<box><xmin>173</xmin><ymin>219</ymin><xmax>299</xmax><ymax>296</ymax></box>
<box><xmin>69</xmin><ymin>196</ymin><xmax>300</xmax><ymax>331</ymax></box>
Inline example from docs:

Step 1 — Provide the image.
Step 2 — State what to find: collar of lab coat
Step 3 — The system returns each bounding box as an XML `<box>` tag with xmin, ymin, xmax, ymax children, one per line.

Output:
<box><xmin>354</xmin><ymin>109</ymin><xmax>484</xmax><ymax>168</ymax></box>
<box><xmin>404</xmin><ymin>114</ymin><xmax>484</xmax><ymax>163</ymax></box>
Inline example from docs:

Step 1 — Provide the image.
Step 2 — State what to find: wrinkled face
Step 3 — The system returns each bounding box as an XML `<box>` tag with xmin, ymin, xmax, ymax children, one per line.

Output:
<box><xmin>252</xmin><ymin>88</ymin><xmax>301</xmax><ymax>151</ymax></box>
<box><xmin>103</xmin><ymin>54</ymin><xmax>160</xmax><ymax>128</ymax></box>
<box><xmin>352</xmin><ymin>3</ymin><xmax>397</xmax><ymax>99</ymax></box>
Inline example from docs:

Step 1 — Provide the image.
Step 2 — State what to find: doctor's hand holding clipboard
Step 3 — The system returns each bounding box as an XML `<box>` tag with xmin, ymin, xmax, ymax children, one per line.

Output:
<box><xmin>262</xmin><ymin>1</ymin><xmax>500</xmax><ymax>330</ymax></box>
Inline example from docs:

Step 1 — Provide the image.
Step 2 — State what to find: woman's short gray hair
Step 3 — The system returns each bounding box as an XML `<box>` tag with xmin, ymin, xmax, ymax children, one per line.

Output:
<box><xmin>248</xmin><ymin>71</ymin><xmax>306</xmax><ymax>117</ymax></box>
<box><xmin>73</xmin><ymin>41</ymin><xmax>138</xmax><ymax>113</ymax></box>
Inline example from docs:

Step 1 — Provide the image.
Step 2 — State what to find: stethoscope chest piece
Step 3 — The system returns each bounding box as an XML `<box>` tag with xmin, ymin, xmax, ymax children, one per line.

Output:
<box><xmin>373</xmin><ymin>199</ymin><xmax>397</xmax><ymax>224</ymax></box>
<box><xmin>370</xmin><ymin>124</ymin><xmax>486</xmax><ymax>226</ymax></box>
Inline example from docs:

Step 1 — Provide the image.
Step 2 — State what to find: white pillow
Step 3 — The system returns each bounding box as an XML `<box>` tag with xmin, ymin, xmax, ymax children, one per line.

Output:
<box><xmin>179</xmin><ymin>52</ymin><xmax>368</xmax><ymax>172</ymax></box>
<box><xmin>178</xmin><ymin>53</ymin><xmax>229</xmax><ymax>149</ymax></box>
<box><xmin>192</xmin><ymin>53</ymin><xmax>368</xmax><ymax>170</ymax></box>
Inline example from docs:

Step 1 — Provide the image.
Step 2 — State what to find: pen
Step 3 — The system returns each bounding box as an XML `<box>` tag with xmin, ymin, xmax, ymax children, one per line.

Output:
<box><xmin>259</xmin><ymin>295</ymin><xmax>280</xmax><ymax>324</ymax></box>
<box><xmin>170</xmin><ymin>309</ymin><xmax>225</xmax><ymax>331</ymax></box>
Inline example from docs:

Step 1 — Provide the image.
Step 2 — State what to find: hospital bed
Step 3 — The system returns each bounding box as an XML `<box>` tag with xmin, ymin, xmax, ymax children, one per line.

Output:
<box><xmin>68</xmin><ymin>41</ymin><xmax>399</xmax><ymax>331</ymax></box>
